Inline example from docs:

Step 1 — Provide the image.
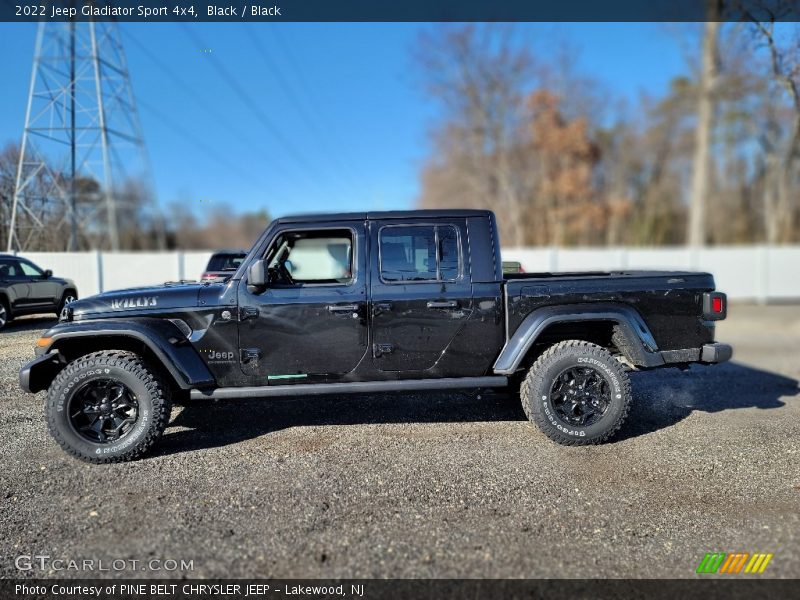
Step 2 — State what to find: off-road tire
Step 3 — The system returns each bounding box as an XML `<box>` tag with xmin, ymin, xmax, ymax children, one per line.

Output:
<box><xmin>45</xmin><ymin>351</ymin><xmax>172</xmax><ymax>463</ymax></box>
<box><xmin>520</xmin><ymin>340</ymin><xmax>631</xmax><ymax>445</ymax></box>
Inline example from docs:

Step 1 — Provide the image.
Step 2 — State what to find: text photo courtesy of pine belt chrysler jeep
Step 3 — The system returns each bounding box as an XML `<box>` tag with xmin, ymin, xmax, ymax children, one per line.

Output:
<box><xmin>19</xmin><ymin>210</ymin><xmax>731</xmax><ymax>462</ymax></box>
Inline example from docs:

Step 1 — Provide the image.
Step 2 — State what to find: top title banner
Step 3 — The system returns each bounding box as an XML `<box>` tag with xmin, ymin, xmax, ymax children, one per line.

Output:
<box><xmin>3</xmin><ymin>0</ymin><xmax>800</xmax><ymax>22</ymax></box>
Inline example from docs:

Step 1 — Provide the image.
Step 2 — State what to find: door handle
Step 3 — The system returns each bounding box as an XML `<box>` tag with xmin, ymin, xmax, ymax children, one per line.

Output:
<box><xmin>240</xmin><ymin>306</ymin><xmax>259</xmax><ymax>321</ymax></box>
<box><xmin>327</xmin><ymin>304</ymin><xmax>359</xmax><ymax>313</ymax></box>
<box><xmin>373</xmin><ymin>302</ymin><xmax>392</xmax><ymax>315</ymax></box>
<box><xmin>427</xmin><ymin>300</ymin><xmax>458</xmax><ymax>309</ymax></box>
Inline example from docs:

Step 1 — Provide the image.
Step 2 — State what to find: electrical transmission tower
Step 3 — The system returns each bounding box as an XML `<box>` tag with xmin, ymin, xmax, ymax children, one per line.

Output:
<box><xmin>8</xmin><ymin>21</ymin><xmax>155</xmax><ymax>252</ymax></box>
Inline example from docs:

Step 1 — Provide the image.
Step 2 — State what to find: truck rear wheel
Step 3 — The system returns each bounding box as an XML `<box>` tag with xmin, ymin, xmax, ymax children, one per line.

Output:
<box><xmin>45</xmin><ymin>351</ymin><xmax>172</xmax><ymax>463</ymax></box>
<box><xmin>520</xmin><ymin>340</ymin><xmax>631</xmax><ymax>445</ymax></box>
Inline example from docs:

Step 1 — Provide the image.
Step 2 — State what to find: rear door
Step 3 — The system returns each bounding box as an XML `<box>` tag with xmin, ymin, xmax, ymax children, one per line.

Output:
<box><xmin>370</xmin><ymin>219</ymin><xmax>472</xmax><ymax>371</ymax></box>
<box><xmin>238</xmin><ymin>222</ymin><xmax>369</xmax><ymax>382</ymax></box>
<box><xmin>0</xmin><ymin>257</ymin><xmax>30</xmax><ymax>309</ymax></box>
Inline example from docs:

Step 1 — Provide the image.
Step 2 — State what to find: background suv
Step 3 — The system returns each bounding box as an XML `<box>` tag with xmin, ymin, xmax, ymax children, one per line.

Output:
<box><xmin>201</xmin><ymin>250</ymin><xmax>246</xmax><ymax>282</ymax></box>
<box><xmin>0</xmin><ymin>254</ymin><xmax>78</xmax><ymax>330</ymax></box>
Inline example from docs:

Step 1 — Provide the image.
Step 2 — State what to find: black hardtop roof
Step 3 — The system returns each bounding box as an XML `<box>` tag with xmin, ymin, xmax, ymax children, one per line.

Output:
<box><xmin>210</xmin><ymin>249</ymin><xmax>248</xmax><ymax>255</ymax></box>
<box><xmin>275</xmin><ymin>209</ymin><xmax>493</xmax><ymax>225</ymax></box>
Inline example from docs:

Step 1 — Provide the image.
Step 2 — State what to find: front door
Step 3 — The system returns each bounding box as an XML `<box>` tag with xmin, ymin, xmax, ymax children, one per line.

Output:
<box><xmin>238</xmin><ymin>222</ymin><xmax>369</xmax><ymax>383</ymax></box>
<box><xmin>17</xmin><ymin>258</ymin><xmax>60</xmax><ymax>307</ymax></box>
<box><xmin>370</xmin><ymin>219</ymin><xmax>473</xmax><ymax>372</ymax></box>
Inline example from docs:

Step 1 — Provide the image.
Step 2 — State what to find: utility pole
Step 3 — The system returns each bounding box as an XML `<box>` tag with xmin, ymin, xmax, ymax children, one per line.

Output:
<box><xmin>8</xmin><ymin>21</ymin><xmax>154</xmax><ymax>252</ymax></box>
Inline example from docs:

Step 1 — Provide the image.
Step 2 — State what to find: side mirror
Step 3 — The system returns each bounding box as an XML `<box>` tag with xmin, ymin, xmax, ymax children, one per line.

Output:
<box><xmin>43</xmin><ymin>269</ymin><xmax>52</xmax><ymax>279</ymax></box>
<box><xmin>247</xmin><ymin>260</ymin><xmax>266</xmax><ymax>287</ymax></box>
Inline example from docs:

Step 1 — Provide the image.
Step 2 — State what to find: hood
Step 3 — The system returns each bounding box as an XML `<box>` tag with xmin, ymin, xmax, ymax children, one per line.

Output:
<box><xmin>68</xmin><ymin>282</ymin><xmax>207</xmax><ymax>320</ymax></box>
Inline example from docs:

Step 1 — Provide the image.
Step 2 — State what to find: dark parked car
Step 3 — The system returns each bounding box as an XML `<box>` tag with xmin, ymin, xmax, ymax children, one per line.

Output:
<box><xmin>20</xmin><ymin>210</ymin><xmax>730</xmax><ymax>462</ymax></box>
<box><xmin>201</xmin><ymin>250</ymin><xmax>246</xmax><ymax>282</ymax></box>
<box><xmin>0</xmin><ymin>254</ymin><xmax>78</xmax><ymax>330</ymax></box>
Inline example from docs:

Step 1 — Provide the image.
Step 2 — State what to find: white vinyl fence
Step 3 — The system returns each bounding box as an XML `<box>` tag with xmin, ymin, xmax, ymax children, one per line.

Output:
<box><xmin>13</xmin><ymin>246</ymin><xmax>800</xmax><ymax>303</ymax></box>
<box><xmin>502</xmin><ymin>246</ymin><xmax>800</xmax><ymax>303</ymax></box>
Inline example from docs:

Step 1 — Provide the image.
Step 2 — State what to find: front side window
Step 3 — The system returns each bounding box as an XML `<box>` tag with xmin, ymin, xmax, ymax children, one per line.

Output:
<box><xmin>18</xmin><ymin>260</ymin><xmax>43</xmax><ymax>277</ymax></box>
<box><xmin>379</xmin><ymin>225</ymin><xmax>460</xmax><ymax>283</ymax></box>
<box><xmin>265</xmin><ymin>229</ymin><xmax>353</xmax><ymax>286</ymax></box>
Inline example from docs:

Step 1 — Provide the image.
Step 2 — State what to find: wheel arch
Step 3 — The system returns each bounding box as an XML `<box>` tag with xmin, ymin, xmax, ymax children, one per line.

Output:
<box><xmin>22</xmin><ymin>319</ymin><xmax>215</xmax><ymax>393</ymax></box>
<box><xmin>493</xmin><ymin>303</ymin><xmax>664</xmax><ymax>375</ymax></box>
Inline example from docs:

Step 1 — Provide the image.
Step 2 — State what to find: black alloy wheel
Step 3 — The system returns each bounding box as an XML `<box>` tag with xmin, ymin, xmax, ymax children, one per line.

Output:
<box><xmin>46</xmin><ymin>350</ymin><xmax>172</xmax><ymax>462</ymax></box>
<box><xmin>68</xmin><ymin>379</ymin><xmax>139</xmax><ymax>444</ymax></box>
<box><xmin>549</xmin><ymin>366</ymin><xmax>611</xmax><ymax>428</ymax></box>
<box><xmin>520</xmin><ymin>340</ymin><xmax>632</xmax><ymax>445</ymax></box>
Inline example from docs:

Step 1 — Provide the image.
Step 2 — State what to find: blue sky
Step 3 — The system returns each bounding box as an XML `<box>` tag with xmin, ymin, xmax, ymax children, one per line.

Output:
<box><xmin>0</xmin><ymin>23</ymin><xmax>690</xmax><ymax>220</ymax></box>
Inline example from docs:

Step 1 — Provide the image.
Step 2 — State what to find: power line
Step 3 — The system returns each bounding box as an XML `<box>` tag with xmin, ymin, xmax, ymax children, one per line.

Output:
<box><xmin>136</xmin><ymin>97</ymin><xmax>255</xmax><ymax>183</ymax></box>
<box><xmin>122</xmin><ymin>27</ymin><xmax>266</xmax><ymax>157</ymax></box>
<box><xmin>180</xmin><ymin>24</ymin><xmax>328</xmax><ymax>186</ymax></box>
<box><xmin>244</xmin><ymin>26</ymin><xmax>361</xmax><ymax>196</ymax></box>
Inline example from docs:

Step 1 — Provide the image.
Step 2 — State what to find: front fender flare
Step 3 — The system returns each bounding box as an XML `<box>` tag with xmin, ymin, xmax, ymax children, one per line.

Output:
<box><xmin>21</xmin><ymin>318</ymin><xmax>215</xmax><ymax>393</ymax></box>
<box><xmin>493</xmin><ymin>303</ymin><xmax>664</xmax><ymax>375</ymax></box>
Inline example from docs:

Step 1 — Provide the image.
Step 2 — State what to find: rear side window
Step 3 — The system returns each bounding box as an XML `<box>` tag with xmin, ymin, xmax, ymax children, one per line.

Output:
<box><xmin>0</xmin><ymin>259</ymin><xmax>19</xmax><ymax>278</ymax></box>
<box><xmin>207</xmin><ymin>253</ymin><xmax>245</xmax><ymax>272</ymax></box>
<box><xmin>379</xmin><ymin>225</ymin><xmax>460</xmax><ymax>283</ymax></box>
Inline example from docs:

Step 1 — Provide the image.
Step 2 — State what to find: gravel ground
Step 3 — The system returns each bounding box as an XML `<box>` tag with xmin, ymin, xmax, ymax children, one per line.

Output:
<box><xmin>1</xmin><ymin>304</ymin><xmax>798</xmax><ymax>579</ymax></box>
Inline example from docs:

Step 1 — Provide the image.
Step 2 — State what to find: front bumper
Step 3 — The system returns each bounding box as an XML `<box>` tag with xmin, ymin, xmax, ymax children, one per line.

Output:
<box><xmin>700</xmin><ymin>342</ymin><xmax>733</xmax><ymax>364</ymax></box>
<box><xmin>19</xmin><ymin>352</ymin><xmax>64</xmax><ymax>394</ymax></box>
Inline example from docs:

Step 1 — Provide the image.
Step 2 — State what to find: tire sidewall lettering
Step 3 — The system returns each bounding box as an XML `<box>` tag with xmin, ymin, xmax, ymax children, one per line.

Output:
<box><xmin>531</xmin><ymin>346</ymin><xmax>629</xmax><ymax>442</ymax></box>
<box><xmin>47</xmin><ymin>355</ymin><xmax>164</xmax><ymax>461</ymax></box>
<box><xmin>576</xmin><ymin>356</ymin><xmax>622</xmax><ymax>397</ymax></box>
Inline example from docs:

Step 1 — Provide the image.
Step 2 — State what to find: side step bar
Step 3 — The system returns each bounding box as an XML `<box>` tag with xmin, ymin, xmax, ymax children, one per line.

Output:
<box><xmin>190</xmin><ymin>376</ymin><xmax>508</xmax><ymax>400</ymax></box>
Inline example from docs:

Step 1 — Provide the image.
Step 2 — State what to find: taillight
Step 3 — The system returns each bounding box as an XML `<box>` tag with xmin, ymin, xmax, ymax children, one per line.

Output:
<box><xmin>703</xmin><ymin>292</ymin><xmax>727</xmax><ymax>320</ymax></box>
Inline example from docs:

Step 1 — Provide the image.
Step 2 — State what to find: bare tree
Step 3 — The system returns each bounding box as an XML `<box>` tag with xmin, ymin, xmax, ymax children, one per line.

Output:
<box><xmin>416</xmin><ymin>25</ymin><xmax>536</xmax><ymax>246</ymax></box>
<box><xmin>746</xmin><ymin>13</ymin><xmax>800</xmax><ymax>243</ymax></box>
<box><xmin>167</xmin><ymin>201</ymin><xmax>270</xmax><ymax>250</ymax></box>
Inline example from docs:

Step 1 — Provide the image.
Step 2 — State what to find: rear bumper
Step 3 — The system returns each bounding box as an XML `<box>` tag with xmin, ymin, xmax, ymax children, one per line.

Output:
<box><xmin>700</xmin><ymin>342</ymin><xmax>733</xmax><ymax>364</ymax></box>
<box><xmin>658</xmin><ymin>342</ymin><xmax>732</xmax><ymax>366</ymax></box>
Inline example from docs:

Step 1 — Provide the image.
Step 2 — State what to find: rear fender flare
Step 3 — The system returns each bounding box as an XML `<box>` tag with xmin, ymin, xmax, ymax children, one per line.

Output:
<box><xmin>493</xmin><ymin>303</ymin><xmax>664</xmax><ymax>374</ymax></box>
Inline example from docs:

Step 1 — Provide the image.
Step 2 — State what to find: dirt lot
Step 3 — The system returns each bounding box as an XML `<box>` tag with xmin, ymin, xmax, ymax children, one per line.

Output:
<box><xmin>1</xmin><ymin>304</ymin><xmax>798</xmax><ymax>579</ymax></box>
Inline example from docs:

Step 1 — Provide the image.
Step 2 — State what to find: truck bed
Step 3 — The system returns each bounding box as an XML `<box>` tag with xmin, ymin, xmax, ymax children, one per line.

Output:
<box><xmin>503</xmin><ymin>270</ymin><xmax>716</xmax><ymax>352</ymax></box>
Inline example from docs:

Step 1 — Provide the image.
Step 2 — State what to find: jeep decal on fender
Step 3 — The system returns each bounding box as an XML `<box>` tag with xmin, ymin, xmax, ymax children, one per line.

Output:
<box><xmin>110</xmin><ymin>297</ymin><xmax>157</xmax><ymax>310</ymax></box>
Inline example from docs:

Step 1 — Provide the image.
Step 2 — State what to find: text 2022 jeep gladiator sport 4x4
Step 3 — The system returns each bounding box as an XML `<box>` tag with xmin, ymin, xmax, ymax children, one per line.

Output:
<box><xmin>19</xmin><ymin>210</ymin><xmax>731</xmax><ymax>462</ymax></box>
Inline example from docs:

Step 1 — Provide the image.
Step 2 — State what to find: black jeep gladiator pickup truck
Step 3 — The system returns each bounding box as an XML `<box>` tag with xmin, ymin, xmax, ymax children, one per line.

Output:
<box><xmin>20</xmin><ymin>210</ymin><xmax>731</xmax><ymax>462</ymax></box>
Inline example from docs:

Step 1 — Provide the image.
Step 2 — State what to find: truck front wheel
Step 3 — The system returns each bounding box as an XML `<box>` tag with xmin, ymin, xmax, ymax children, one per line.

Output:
<box><xmin>45</xmin><ymin>351</ymin><xmax>172</xmax><ymax>463</ymax></box>
<box><xmin>521</xmin><ymin>340</ymin><xmax>631</xmax><ymax>445</ymax></box>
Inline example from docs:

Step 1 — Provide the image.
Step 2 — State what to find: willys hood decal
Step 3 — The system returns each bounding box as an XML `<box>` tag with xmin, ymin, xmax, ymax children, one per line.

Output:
<box><xmin>68</xmin><ymin>282</ymin><xmax>209</xmax><ymax>318</ymax></box>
